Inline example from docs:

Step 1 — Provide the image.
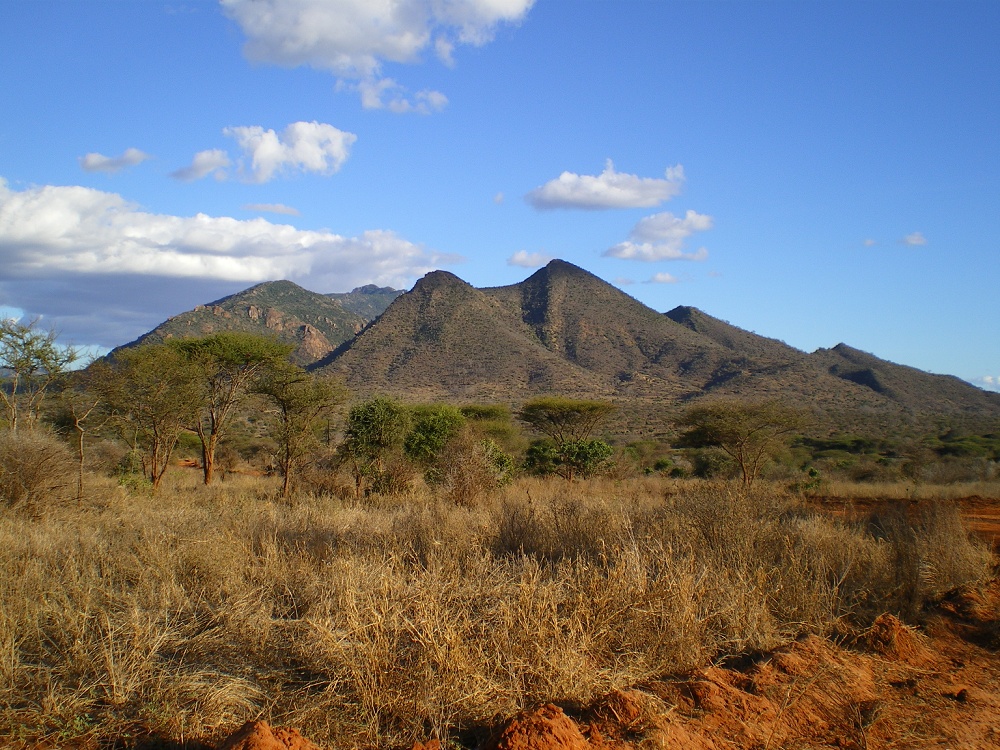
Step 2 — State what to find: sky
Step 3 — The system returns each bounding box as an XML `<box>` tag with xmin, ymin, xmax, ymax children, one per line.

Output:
<box><xmin>0</xmin><ymin>0</ymin><xmax>997</xmax><ymax>391</ymax></box>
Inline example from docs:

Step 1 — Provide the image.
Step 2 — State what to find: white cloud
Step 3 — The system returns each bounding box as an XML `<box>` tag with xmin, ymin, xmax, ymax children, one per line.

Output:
<box><xmin>864</xmin><ymin>238</ymin><xmax>877</xmax><ymax>247</ymax></box>
<box><xmin>648</xmin><ymin>272</ymin><xmax>679</xmax><ymax>284</ymax></box>
<box><xmin>901</xmin><ymin>231</ymin><xmax>927</xmax><ymax>246</ymax></box>
<box><xmin>79</xmin><ymin>148</ymin><xmax>151</xmax><ymax>174</ymax></box>
<box><xmin>969</xmin><ymin>375</ymin><xmax>1000</xmax><ymax>393</ymax></box>
<box><xmin>223</xmin><ymin>121</ymin><xmax>357</xmax><ymax>183</ymax></box>
<box><xmin>614</xmin><ymin>277</ymin><xmax>635</xmax><ymax>286</ymax></box>
<box><xmin>170</xmin><ymin>149</ymin><xmax>231</xmax><ymax>181</ymax></box>
<box><xmin>243</xmin><ymin>203</ymin><xmax>301</xmax><ymax>216</ymax></box>
<box><xmin>0</xmin><ymin>178</ymin><xmax>451</xmax><ymax>346</ymax></box>
<box><xmin>507</xmin><ymin>250</ymin><xmax>551</xmax><ymax>268</ymax></box>
<box><xmin>221</xmin><ymin>0</ymin><xmax>534</xmax><ymax>112</ymax></box>
<box><xmin>526</xmin><ymin>161</ymin><xmax>684</xmax><ymax>210</ymax></box>
<box><xmin>605</xmin><ymin>210</ymin><xmax>713</xmax><ymax>262</ymax></box>
<box><xmin>354</xmin><ymin>78</ymin><xmax>448</xmax><ymax>113</ymax></box>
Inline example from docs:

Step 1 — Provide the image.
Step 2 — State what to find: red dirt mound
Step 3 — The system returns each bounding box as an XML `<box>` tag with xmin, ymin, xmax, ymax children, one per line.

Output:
<box><xmin>194</xmin><ymin>581</ymin><xmax>1000</xmax><ymax>750</ymax></box>
<box><xmin>861</xmin><ymin>613</ymin><xmax>930</xmax><ymax>664</ymax></box>
<box><xmin>217</xmin><ymin>720</ymin><xmax>322</xmax><ymax>750</ymax></box>
<box><xmin>482</xmin><ymin>704</ymin><xmax>589</xmax><ymax>750</ymax></box>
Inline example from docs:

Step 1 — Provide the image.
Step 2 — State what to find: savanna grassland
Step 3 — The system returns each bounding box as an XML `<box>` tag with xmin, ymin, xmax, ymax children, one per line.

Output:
<box><xmin>1</xmin><ymin>463</ymin><xmax>995</xmax><ymax>749</ymax></box>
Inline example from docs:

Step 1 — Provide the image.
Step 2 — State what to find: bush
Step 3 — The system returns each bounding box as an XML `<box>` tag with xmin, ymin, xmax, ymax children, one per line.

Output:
<box><xmin>0</xmin><ymin>429</ymin><xmax>75</xmax><ymax>511</ymax></box>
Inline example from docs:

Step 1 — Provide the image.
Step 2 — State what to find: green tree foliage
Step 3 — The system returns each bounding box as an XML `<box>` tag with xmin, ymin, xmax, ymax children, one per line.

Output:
<box><xmin>0</xmin><ymin>318</ymin><xmax>78</xmax><ymax>431</ymax></box>
<box><xmin>257</xmin><ymin>365</ymin><xmax>346</xmax><ymax>498</ymax></box>
<box><xmin>677</xmin><ymin>399</ymin><xmax>806</xmax><ymax>486</ymax></box>
<box><xmin>461</xmin><ymin>403</ymin><xmax>523</xmax><ymax>453</ymax></box>
<box><xmin>519</xmin><ymin>397</ymin><xmax>616</xmax><ymax>480</ymax></box>
<box><xmin>525</xmin><ymin>438</ymin><xmax>614</xmax><ymax>480</ymax></box>
<box><xmin>404</xmin><ymin>404</ymin><xmax>466</xmax><ymax>470</ymax></box>
<box><xmin>90</xmin><ymin>344</ymin><xmax>202</xmax><ymax>491</ymax></box>
<box><xmin>342</xmin><ymin>397</ymin><xmax>411</xmax><ymax>497</ymax></box>
<box><xmin>172</xmin><ymin>333</ymin><xmax>293</xmax><ymax>485</ymax></box>
<box><xmin>518</xmin><ymin>397</ymin><xmax>616</xmax><ymax>444</ymax></box>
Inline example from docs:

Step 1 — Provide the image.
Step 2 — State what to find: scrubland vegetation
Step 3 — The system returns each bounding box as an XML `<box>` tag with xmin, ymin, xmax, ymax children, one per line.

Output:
<box><xmin>0</xmin><ymin>324</ymin><xmax>997</xmax><ymax>746</ymax></box>
<box><xmin>0</xmin><ymin>460</ymin><xmax>994</xmax><ymax>747</ymax></box>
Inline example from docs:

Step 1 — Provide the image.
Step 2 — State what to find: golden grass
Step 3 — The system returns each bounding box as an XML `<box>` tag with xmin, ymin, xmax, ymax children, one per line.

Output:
<box><xmin>0</xmin><ymin>471</ymin><xmax>992</xmax><ymax>747</ymax></box>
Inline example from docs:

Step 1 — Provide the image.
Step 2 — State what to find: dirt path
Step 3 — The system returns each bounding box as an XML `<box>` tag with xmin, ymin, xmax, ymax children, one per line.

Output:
<box><xmin>807</xmin><ymin>495</ymin><xmax>1000</xmax><ymax>550</ymax></box>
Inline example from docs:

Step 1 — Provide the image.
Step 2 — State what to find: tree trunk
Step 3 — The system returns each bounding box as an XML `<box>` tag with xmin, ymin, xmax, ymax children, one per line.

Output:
<box><xmin>201</xmin><ymin>431</ymin><xmax>217</xmax><ymax>485</ymax></box>
<box><xmin>75</xmin><ymin>422</ymin><xmax>85</xmax><ymax>503</ymax></box>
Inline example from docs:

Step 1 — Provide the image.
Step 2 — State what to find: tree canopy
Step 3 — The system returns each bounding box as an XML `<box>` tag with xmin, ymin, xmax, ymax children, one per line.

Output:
<box><xmin>677</xmin><ymin>399</ymin><xmax>806</xmax><ymax>485</ymax></box>
<box><xmin>90</xmin><ymin>344</ymin><xmax>202</xmax><ymax>490</ymax></box>
<box><xmin>0</xmin><ymin>318</ymin><xmax>78</xmax><ymax>431</ymax></box>
<box><xmin>172</xmin><ymin>332</ymin><xmax>294</xmax><ymax>484</ymax></box>
<box><xmin>518</xmin><ymin>397</ymin><xmax>615</xmax><ymax>444</ymax></box>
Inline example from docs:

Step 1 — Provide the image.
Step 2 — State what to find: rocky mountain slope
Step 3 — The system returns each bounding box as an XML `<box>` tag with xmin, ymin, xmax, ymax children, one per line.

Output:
<box><xmin>118</xmin><ymin>260</ymin><xmax>1000</xmax><ymax>429</ymax></box>
<box><xmin>121</xmin><ymin>280</ymin><xmax>398</xmax><ymax>365</ymax></box>
<box><xmin>317</xmin><ymin>260</ymin><xmax>1000</xmax><ymax>426</ymax></box>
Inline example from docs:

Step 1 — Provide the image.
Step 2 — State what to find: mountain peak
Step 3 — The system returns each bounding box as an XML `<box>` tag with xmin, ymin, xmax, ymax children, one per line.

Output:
<box><xmin>412</xmin><ymin>269</ymin><xmax>472</xmax><ymax>293</ymax></box>
<box><xmin>351</xmin><ymin>283</ymin><xmax>399</xmax><ymax>295</ymax></box>
<box><xmin>664</xmin><ymin>305</ymin><xmax>701</xmax><ymax>326</ymax></box>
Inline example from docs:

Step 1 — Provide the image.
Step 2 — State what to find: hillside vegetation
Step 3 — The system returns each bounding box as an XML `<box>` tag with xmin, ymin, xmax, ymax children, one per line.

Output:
<box><xmin>109</xmin><ymin>260</ymin><xmax>1000</xmax><ymax>440</ymax></box>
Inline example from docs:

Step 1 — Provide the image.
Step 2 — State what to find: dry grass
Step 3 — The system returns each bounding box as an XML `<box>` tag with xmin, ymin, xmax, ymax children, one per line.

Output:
<box><xmin>0</xmin><ymin>470</ymin><xmax>992</xmax><ymax>747</ymax></box>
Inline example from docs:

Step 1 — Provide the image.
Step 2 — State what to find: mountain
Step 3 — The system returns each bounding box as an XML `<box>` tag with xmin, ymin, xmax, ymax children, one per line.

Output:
<box><xmin>117</xmin><ymin>261</ymin><xmax>1000</xmax><ymax>433</ymax></box>
<box><xmin>327</xmin><ymin>284</ymin><xmax>403</xmax><ymax>320</ymax></box>
<box><xmin>315</xmin><ymin>260</ymin><xmax>1000</xmax><ymax>428</ymax></box>
<box><xmin>316</xmin><ymin>270</ymin><xmax>609</xmax><ymax>401</ymax></box>
<box><xmin>121</xmin><ymin>280</ymin><xmax>369</xmax><ymax>365</ymax></box>
<box><xmin>809</xmin><ymin>343</ymin><xmax>1000</xmax><ymax>417</ymax></box>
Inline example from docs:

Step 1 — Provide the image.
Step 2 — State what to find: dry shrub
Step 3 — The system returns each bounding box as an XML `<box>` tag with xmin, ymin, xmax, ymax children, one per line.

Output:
<box><xmin>435</xmin><ymin>431</ymin><xmax>513</xmax><ymax>507</ymax></box>
<box><xmin>0</xmin><ymin>429</ymin><xmax>75</xmax><ymax>511</ymax></box>
<box><xmin>0</xmin><ymin>474</ymin><xmax>993</xmax><ymax>748</ymax></box>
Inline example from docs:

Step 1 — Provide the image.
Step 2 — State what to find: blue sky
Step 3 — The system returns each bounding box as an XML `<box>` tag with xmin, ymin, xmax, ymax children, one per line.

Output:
<box><xmin>0</xmin><ymin>0</ymin><xmax>997</xmax><ymax>391</ymax></box>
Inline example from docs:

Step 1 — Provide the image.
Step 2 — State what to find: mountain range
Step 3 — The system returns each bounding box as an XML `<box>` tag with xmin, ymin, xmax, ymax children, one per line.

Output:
<box><xmin>125</xmin><ymin>259</ymin><xmax>1000</xmax><ymax>434</ymax></box>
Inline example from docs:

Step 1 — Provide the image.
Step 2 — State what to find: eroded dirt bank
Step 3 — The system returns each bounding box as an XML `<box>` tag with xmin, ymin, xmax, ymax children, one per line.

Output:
<box><xmin>200</xmin><ymin>580</ymin><xmax>1000</xmax><ymax>750</ymax></box>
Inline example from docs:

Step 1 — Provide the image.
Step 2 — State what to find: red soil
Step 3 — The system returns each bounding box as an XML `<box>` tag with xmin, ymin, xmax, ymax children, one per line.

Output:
<box><xmin>201</xmin><ymin>578</ymin><xmax>1000</xmax><ymax>750</ymax></box>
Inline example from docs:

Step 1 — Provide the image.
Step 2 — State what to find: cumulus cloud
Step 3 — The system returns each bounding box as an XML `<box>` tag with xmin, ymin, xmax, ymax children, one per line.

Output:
<box><xmin>79</xmin><ymin>148</ymin><xmax>151</xmax><ymax>174</ymax></box>
<box><xmin>223</xmin><ymin>121</ymin><xmax>356</xmax><ymax>183</ymax></box>
<box><xmin>647</xmin><ymin>272</ymin><xmax>679</xmax><ymax>284</ymax></box>
<box><xmin>604</xmin><ymin>210</ymin><xmax>712</xmax><ymax>262</ymax></box>
<box><xmin>221</xmin><ymin>0</ymin><xmax>534</xmax><ymax>112</ymax></box>
<box><xmin>352</xmin><ymin>78</ymin><xmax>448</xmax><ymax>113</ymax></box>
<box><xmin>970</xmin><ymin>375</ymin><xmax>1000</xmax><ymax>393</ymax></box>
<box><xmin>170</xmin><ymin>149</ymin><xmax>231</xmax><ymax>181</ymax></box>
<box><xmin>243</xmin><ymin>203</ymin><xmax>301</xmax><ymax>216</ymax></box>
<box><xmin>526</xmin><ymin>161</ymin><xmax>685</xmax><ymax>210</ymax></box>
<box><xmin>507</xmin><ymin>250</ymin><xmax>551</xmax><ymax>268</ymax></box>
<box><xmin>0</xmin><ymin>178</ymin><xmax>450</xmax><ymax>346</ymax></box>
<box><xmin>901</xmin><ymin>231</ymin><xmax>927</xmax><ymax>246</ymax></box>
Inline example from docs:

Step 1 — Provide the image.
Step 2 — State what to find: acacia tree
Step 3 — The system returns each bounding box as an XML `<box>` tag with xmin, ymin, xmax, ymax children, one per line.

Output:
<box><xmin>173</xmin><ymin>333</ymin><xmax>293</xmax><ymax>485</ymax></box>
<box><xmin>91</xmin><ymin>344</ymin><xmax>202</xmax><ymax>490</ymax></box>
<box><xmin>518</xmin><ymin>397</ymin><xmax>616</xmax><ymax>480</ymax></box>
<box><xmin>0</xmin><ymin>318</ymin><xmax>78</xmax><ymax>431</ymax></box>
<box><xmin>53</xmin><ymin>371</ymin><xmax>106</xmax><ymax>502</ymax></box>
<box><xmin>257</xmin><ymin>365</ymin><xmax>346</xmax><ymax>498</ymax></box>
<box><xmin>677</xmin><ymin>399</ymin><xmax>806</xmax><ymax>486</ymax></box>
<box><xmin>341</xmin><ymin>396</ymin><xmax>411</xmax><ymax>497</ymax></box>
